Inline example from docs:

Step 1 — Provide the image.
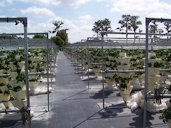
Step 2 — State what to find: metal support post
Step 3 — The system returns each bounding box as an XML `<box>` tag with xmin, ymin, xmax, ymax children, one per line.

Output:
<box><xmin>143</xmin><ymin>17</ymin><xmax>171</xmax><ymax>128</ymax></box>
<box><xmin>87</xmin><ymin>43</ymin><xmax>90</xmax><ymax>89</ymax></box>
<box><xmin>101</xmin><ymin>34</ymin><xmax>105</xmax><ymax>109</ymax></box>
<box><xmin>143</xmin><ymin>17</ymin><xmax>149</xmax><ymax>128</ymax></box>
<box><xmin>47</xmin><ymin>37</ymin><xmax>50</xmax><ymax>112</ymax></box>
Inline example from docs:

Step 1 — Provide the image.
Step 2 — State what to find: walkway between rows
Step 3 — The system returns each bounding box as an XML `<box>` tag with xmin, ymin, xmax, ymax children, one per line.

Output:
<box><xmin>31</xmin><ymin>51</ymin><xmax>167</xmax><ymax>128</ymax></box>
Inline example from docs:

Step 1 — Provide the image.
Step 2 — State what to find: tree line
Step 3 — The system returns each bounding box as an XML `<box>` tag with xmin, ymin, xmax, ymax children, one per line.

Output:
<box><xmin>92</xmin><ymin>14</ymin><xmax>171</xmax><ymax>42</ymax></box>
<box><xmin>1</xmin><ymin>14</ymin><xmax>171</xmax><ymax>47</ymax></box>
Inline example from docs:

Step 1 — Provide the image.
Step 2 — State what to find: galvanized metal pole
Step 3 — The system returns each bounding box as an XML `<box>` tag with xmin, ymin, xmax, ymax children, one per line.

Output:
<box><xmin>47</xmin><ymin>37</ymin><xmax>50</xmax><ymax>112</ymax></box>
<box><xmin>80</xmin><ymin>42</ymin><xmax>82</xmax><ymax>76</ymax></box>
<box><xmin>143</xmin><ymin>18</ymin><xmax>149</xmax><ymax>128</ymax></box>
<box><xmin>23</xmin><ymin>18</ymin><xmax>32</xmax><ymax>128</ymax></box>
<box><xmin>102</xmin><ymin>34</ymin><xmax>105</xmax><ymax>109</ymax></box>
<box><xmin>86</xmin><ymin>42</ymin><xmax>90</xmax><ymax>89</ymax></box>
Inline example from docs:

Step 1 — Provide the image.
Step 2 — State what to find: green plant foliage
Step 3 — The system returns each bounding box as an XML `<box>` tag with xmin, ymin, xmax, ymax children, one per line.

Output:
<box><xmin>113</xmin><ymin>74</ymin><xmax>132</xmax><ymax>89</ymax></box>
<box><xmin>92</xmin><ymin>18</ymin><xmax>111</xmax><ymax>38</ymax></box>
<box><xmin>160</xmin><ymin>106</ymin><xmax>171</xmax><ymax>123</ymax></box>
<box><xmin>16</xmin><ymin>73</ymin><xmax>25</xmax><ymax>83</ymax></box>
<box><xmin>12</xmin><ymin>86</ymin><xmax>22</xmax><ymax>92</ymax></box>
<box><xmin>51</xmin><ymin>36</ymin><xmax>65</xmax><ymax>48</ymax></box>
<box><xmin>56</xmin><ymin>30</ymin><xmax>68</xmax><ymax>44</ymax></box>
<box><xmin>153</xmin><ymin>61</ymin><xmax>164</xmax><ymax>68</ymax></box>
<box><xmin>33</xmin><ymin>34</ymin><xmax>46</xmax><ymax>38</ymax></box>
<box><xmin>4</xmin><ymin>90</ymin><xmax>10</xmax><ymax>95</ymax></box>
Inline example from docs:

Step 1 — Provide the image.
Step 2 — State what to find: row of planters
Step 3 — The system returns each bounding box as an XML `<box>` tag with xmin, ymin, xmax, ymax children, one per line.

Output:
<box><xmin>65</xmin><ymin>47</ymin><xmax>171</xmax><ymax>127</ymax></box>
<box><xmin>160</xmin><ymin>85</ymin><xmax>171</xmax><ymax>127</ymax></box>
<box><xmin>69</xmin><ymin>48</ymin><xmax>170</xmax><ymax>92</ymax></box>
<box><xmin>0</xmin><ymin>48</ymin><xmax>48</xmax><ymax>110</ymax></box>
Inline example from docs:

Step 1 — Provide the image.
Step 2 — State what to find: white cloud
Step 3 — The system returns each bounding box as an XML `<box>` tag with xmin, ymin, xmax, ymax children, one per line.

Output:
<box><xmin>68</xmin><ymin>25</ymin><xmax>93</xmax><ymax>42</ymax></box>
<box><xmin>79</xmin><ymin>14</ymin><xmax>92</xmax><ymax>23</ymax></box>
<box><xmin>109</xmin><ymin>0</ymin><xmax>171</xmax><ymax>16</ymax></box>
<box><xmin>16</xmin><ymin>0</ymin><xmax>61</xmax><ymax>5</ymax></box>
<box><xmin>0</xmin><ymin>0</ymin><xmax>12</xmax><ymax>6</ymax></box>
<box><xmin>67</xmin><ymin>0</ymin><xmax>90</xmax><ymax>8</ymax></box>
<box><xmin>32</xmin><ymin>0</ymin><xmax>61</xmax><ymax>5</ymax></box>
<box><xmin>21</xmin><ymin>7</ymin><xmax>56</xmax><ymax>18</ymax></box>
<box><xmin>24</xmin><ymin>15</ymin><xmax>91</xmax><ymax>43</ymax></box>
<box><xmin>16</xmin><ymin>0</ymin><xmax>90</xmax><ymax>8</ymax></box>
<box><xmin>147</xmin><ymin>12</ymin><xmax>171</xmax><ymax>19</ymax></box>
<box><xmin>96</xmin><ymin>0</ymin><xmax>105</xmax><ymax>2</ymax></box>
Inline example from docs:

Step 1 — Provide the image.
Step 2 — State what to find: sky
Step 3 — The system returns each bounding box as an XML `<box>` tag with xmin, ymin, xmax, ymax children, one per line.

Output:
<box><xmin>0</xmin><ymin>0</ymin><xmax>171</xmax><ymax>43</ymax></box>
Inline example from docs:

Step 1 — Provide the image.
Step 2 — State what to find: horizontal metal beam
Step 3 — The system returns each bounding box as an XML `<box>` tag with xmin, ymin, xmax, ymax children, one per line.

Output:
<box><xmin>147</xmin><ymin>94</ymin><xmax>171</xmax><ymax>99</ymax></box>
<box><xmin>105</xmin><ymin>69</ymin><xmax>145</xmax><ymax>73</ymax></box>
<box><xmin>91</xmin><ymin>63</ymin><xmax>103</xmax><ymax>65</ymax></box>
<box><xmin>0</xmin><ymin>72</ymin><xmax>55</xmax><ymax>77</ymax></box>
<box><xmin>0</xmin><ymin>32</ymin><xmax>48</xmax><ymax>37</ymax></box>
<box><xmin>101</xmin><ymin>31</ymin><xmax>171</xmax><ymax>36</ymax></box>
<box><xmin>93</xmin><ymin>56</ymin><xmax>107</xmax><ymax>59</ymax></box>
<box><xmin>0</xmin><ymin>109</ymin><xmax>20</xmax><ymax>114</ymax></box>
<box><xmin>0</xmin><ymin>17</ymin><xmax>27</xmax><ymax>26</ymax></box>
<box><xmin>146</xmin><ymin>17</ymin><xmax>171</xmax><ymax>24</ymax></box>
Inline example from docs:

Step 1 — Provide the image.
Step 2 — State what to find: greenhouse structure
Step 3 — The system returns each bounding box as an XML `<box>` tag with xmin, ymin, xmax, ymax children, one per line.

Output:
<box><xmin>0</xmin><ymin>17</ymin><xmax>171</xmax><ymax>128</ymax></box>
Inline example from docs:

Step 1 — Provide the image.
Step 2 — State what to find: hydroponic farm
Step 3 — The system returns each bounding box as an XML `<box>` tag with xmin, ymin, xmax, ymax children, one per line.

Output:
<box><xmin>1</xmin><ymin>16</ymin><xmax>171</xmax><ymax>128</ymax></box>
<box><xmin>0</xmin><ymin>17</ymin><xmax>58</xmax><ymax>128</ymax></box>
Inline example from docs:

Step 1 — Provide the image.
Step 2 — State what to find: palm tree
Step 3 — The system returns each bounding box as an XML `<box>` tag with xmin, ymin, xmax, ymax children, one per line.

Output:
<box><xmin>149</xmin><ymin>21</ymin><xmax>158</xmax><ymax>51</ymax></box>
<box><xmin>164</xmin><ymin>21</ymin><xmax>171</xmax><ymax>39</ymax></box>
<box><xmin>92</xmin><ymin>18</ymin><xmax>111</xmax><ymax>39</ymax></box>
<box><xmin>52</xmin><ymin>20</ymin><xmax>69</xmax><ymax>47</ymax></box>
<box><xmin>92</xmin><ymin>20</ymin><xmax>101</xmax><ymax>38</ymax></box>
<box><xmin>130</xmin><ymin>16</ymin><xmax>142</xmax><ymax>44</ymax></box>
<box><xmin>53</xmin><ymin>20</ymin><xmax>64</xmax><ymax>33</ymax></box>
<box><xmin>118</xmin><ymin>14</ymin><xmax>132</xmax><ymax>43</ymax></box>
<box><xmin>149</xmin><ymin>21</ymin><xmax>158</xmax><ymax>40</ymax></box>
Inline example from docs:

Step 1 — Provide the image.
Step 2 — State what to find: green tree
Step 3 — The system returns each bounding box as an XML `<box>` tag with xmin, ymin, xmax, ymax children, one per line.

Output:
<box><xmin>92</xmin><ymin>21</ymin><xmax>100</xmax><ymax>37</ymax></box>
<box><xmin>56</xmin><ymin>29</ymin><xmax>68</xmax><ymax>45</ymax></box>
<box><xmin>33</xmin><ymin>34</ymin><xmax>46</xmax><ymax>38</ymax></box>
<box><xmin>0</xmin><ymin>34</ymin><xmax>17</xmax><ymax>39</ymax></box>
<box><xmin>53</xmin><ymin>20</ymin><xmax>64</xmax><ymax>33</ymax></box>
<box><xmin>164</xmin><ymin>21</ymin><xmax>171</xmax><ymax>39</ymax></box>
<box><xmin>130</xmin><ymin>16</ymin><xmax>142</xmax><ymax>43</ymax></box>
<box><xmin>52</xmin><ymin>20</ymin><xmax>69</xmax><ymax>48</ymax></box>
<box><xmin>149</xmin><ymin>21</ymin><xmax>158</xmax><ymax>34</ymax></box>
<box><xmin>149</xmin><ymin>21</ymin><xmax>159</xmax><ymax>50</ymax></box>
<box><xmin>51</xmin><ymin>36</ymin><xmax>64</xmax><ymax>49</ymax></box>
<box><xmin>118</xmin><ymin>14</ymin><xmax>132</xmax><ymax>43</ymax></box>
<box><xmin>92</xmin><ymin>18</ymin><xmax>111</xmax><ymax>38</ymax></box>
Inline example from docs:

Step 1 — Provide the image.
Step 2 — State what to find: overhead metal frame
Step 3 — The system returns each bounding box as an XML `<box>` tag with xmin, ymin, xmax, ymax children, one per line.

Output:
<box><xmin>67</xmin><ymin>19</ymin><xmax>171</xmax><ymax>127</ymax></box>
<box><xmin>0</xmin><ymin>17</ymin><xmax>31</xmax><ymax>127</ymax></box>
<box><xmin>0</xmin><ymin>27</ymin><xmax>58</xmax><ymax>127</ymax></box>
<box><xmin>143</xmin><ymin>17</ymin><xmax>171</xmax><ymax>128</ymax></box>
<box><xmin>0</xmin><ymin>32</ymin><xmax>54</xmax><ymax>112</ymax></box>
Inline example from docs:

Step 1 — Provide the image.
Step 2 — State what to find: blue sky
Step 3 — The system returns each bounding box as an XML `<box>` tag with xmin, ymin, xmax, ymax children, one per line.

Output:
<box><xmin>0</xmin><ymin>0</ymin><xmax>171</xmax><ymax>43</ymax></box>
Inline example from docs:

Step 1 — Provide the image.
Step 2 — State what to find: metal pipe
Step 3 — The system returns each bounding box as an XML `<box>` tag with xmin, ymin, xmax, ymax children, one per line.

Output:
<box><xmin>81</xmin><ymin>41</ymin><xmax>84</xmax><ymax>78</ymax></box>
<box><xmin>86</xmin><ymin>41</ymin><xmax>90</xmax><ymax>89</ymax></box>
<box><xmin>147</xmin><ymin>94</ymin><xmax>171</xmax><ymax>99</ymax></box>
<box><xmin>0</xmin><ymin>17</ymin><xmax>26</xmax><ymax>23</ymax></box>
<box><xmin>143</xmin><ymin>17</ymin><xmax>149</xmax><ymax>128</ymax></box>
<box><xmin>101</xmin><ymin>34</ymin><xmax>105</xmax><ymax>109</ymax></box>
<box><xmin>101</xmin><ymin>31</ymin><xmax>171</xmax><ymax>36</ymax></box>
<box><xmin>0</xmin><ymin>32</ymin><xmax>48</xmax><ymax>36</ymax></box>
<box><xmin>47</xmin><ymin>37</ymin><xmax>50</xmax><ymax>112</ymax></box>
<box><xmin>23</xmin><ymin>19</ymin><xmax>32</xmax><ymax>128</ymax></box>
<box><xmin>0</xmin><ymin>109</ymin><xmax>20</xmax><ymax>113</ymax></box>
<box><xmin>23</xmin><ymin>20</ymin><xmax>30</xmax><ymax>108</ymax></box>
<box><xmin>105</xmin><ymin>69</ymin><xmax>145</xmax><ymax>73</ymax></box>
<box><xmin>50</xmin><ymin>48</ymin><xmax>53</xmax><ymax>89</ymax></box>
